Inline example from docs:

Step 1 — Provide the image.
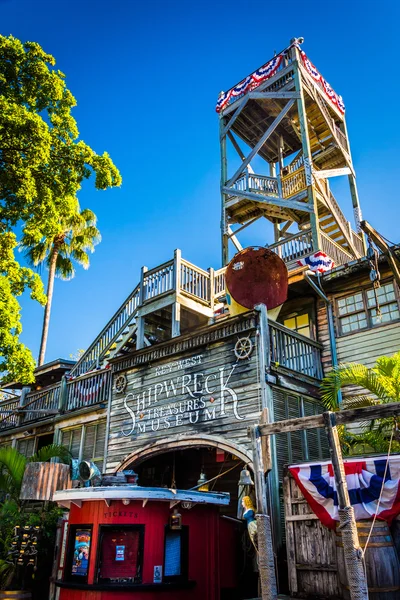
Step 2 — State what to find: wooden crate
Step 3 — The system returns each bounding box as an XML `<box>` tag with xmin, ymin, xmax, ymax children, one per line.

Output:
<box><xmin>20</xmin><ymin>463</ymin><xmax>71</xmax><ymax>501</ymax></box>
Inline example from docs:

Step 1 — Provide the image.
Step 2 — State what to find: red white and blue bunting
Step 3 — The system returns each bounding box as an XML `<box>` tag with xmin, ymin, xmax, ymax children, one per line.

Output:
<box><xmin>297</xmin><ymin>251</ymin><xmax>335</xmax><ymax>273</ymax></box>
<box><xmin>300</xmin><ymin>51</ymin><xmax>345</xmax><ymax>114</ymax></box>
<box><xmin>289</xmin><ymin>457</ymin><xmax>400</xmax><ymax>529</ymax></box>
<box><xmin>216</xmin><ymin>54</ymin><xmax>284</xmax><ymax>113</ymax></box>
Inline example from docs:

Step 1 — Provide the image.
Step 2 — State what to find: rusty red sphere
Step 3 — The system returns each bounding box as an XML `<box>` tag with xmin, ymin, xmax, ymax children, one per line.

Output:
<box><xmin>225</xmin><ymin>247</ymin><xmax>288</xmax><ymax>310</ymax></box>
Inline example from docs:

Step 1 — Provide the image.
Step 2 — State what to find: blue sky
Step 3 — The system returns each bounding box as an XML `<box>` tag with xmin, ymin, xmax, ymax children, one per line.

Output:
<box><xmin>2</xmin><ymin>0</ymin><xmax>399</xmax><ymax>363</ymax></box>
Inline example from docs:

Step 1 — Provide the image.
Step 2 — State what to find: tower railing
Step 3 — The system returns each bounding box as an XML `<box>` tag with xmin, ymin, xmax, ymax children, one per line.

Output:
<box><xmin>268</xmin><ymin>230</ymin><xmax>314</xmax><ymax>264</ymax></box>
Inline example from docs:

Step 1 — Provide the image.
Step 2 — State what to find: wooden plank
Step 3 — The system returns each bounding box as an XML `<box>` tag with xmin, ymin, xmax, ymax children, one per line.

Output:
<box><xmin>224</xmin><ymin>188</ymin><xmax>313</xmax><ymax>213</ymax></box>
<box><xmin>258</xmin><ymin>402</ymin><xmax>400</xmax><ymax>436</ymax></box>
<box><xmin>283</xmin><ymin>474</ymin><xmax>298</xmax><ymax>593</ymax></box>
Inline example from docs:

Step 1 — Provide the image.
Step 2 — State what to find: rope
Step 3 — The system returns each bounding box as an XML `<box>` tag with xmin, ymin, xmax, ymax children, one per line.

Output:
<box><xmin>338</xmin><ymin>505</ymin><xmax>368</xmax><ymax>600</ymax></box>
<box><xmin>362</xmin><ymin>424</ymin><xmax>395</xmax><ymax>555</ymax></box>
<box><xmin>256</xmin><ymin>513</ymin><xmax>277</xmax><ymax>599</ymax></box>
<box><xmin>189</xmin><ymin>462</ymin><xmax>241</xmax><ymax>491</ymax></box>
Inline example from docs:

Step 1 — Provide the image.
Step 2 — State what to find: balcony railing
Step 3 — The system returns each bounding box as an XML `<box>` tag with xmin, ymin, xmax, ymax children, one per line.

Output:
<box><xmin>66</xmin><ymin>369</ymin><xmax>110</xmax><ymax>412</ymax></box>
<box><xmin>0</xmin><ymin>318</ymin><xmax>325</xmax><ymax>432</ymax></box>
<box><xmin>320</xmin><ymin>231</ymin><xmax>353</xmax><ymax>267</ymax></box>
<box><xmin>228</xmin><ymin>172</ymin><xmax>279</xmax><ymax>199</ymax></box>
<box><xmin>269</xmin><ymin>321</ymin><xmax>323</xmax><ymax>380</ymax></box>
<box><xmin>268</xmin><ymin>230</ymin><xmax>313</xmax><ymax>264</ymax></box>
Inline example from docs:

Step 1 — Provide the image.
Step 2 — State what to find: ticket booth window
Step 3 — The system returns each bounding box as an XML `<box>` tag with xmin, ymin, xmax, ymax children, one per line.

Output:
<box><xmin>97</xmin><ymin>526</ymin><xmax>144</xmax><ymax>584</ymax></box>
<box><xmin>163</xmin><ymin>526</ymin><xmax>188</xmax><ymax>582</ymax></box>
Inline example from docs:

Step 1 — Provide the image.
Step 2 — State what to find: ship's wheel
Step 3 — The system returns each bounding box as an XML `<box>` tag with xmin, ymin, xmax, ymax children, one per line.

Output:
<box><xmin>234</xmin><ymin>336</ymin><xmax>253</xmax><ymax>360</ymax></box>
<box><xmin>114</xmin><ymin>374</ymin><xmax>127</xmax><ymax>393</ymax></box>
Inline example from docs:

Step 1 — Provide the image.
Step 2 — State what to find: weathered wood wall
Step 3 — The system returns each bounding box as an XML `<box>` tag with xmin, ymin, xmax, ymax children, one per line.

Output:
<box><xmin>106</xmin><ymin>315</ymin><xmax>261</xmax><ymax>473</ymax></box>
<box><xmin>283</xmin><ymin>471</ymin><xmax>342</xmax><ymax>598</ymax></box>
<box><xmin>317</xmin><ymin>267</ymin><xmax>400</xmax><ymax>401</ymax></box>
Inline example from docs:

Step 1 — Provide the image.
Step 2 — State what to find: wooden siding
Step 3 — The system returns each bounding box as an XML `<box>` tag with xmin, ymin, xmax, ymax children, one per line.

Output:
<box><xmin>317</xmin><ymin>268</ymin><xmax>400</xmax><ymax>374</ymax></box>
<box><xmin>336</xmin><ymin>321</ymin><xmax>400</xmax><ymax>367</ymax></box>
<box><xmin>106</xmin><ymin>331</ymin><xmax>261</xmax><ymax>473</ymax></box>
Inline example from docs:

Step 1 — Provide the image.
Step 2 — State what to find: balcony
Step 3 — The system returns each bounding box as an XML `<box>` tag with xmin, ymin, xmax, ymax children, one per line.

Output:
<box><xmin>0</xmin><ymin>369</ymin><xmax>111</xmax><ymax>432</ymax></box>
<box><xmin>0</xmin><ymin>318</ymin><xmax>323</xmax><ymax>433</ymax></box>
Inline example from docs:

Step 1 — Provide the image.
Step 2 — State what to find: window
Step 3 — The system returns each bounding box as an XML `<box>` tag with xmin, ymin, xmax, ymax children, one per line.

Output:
<box><xmin>60</xmin><ymin>421</ymin><xmax>106</xmax><ymax>467</ymax></box>
<box><xmin>337</xmin><ymin>282</ymin><xmax>400</xmax><ymax>335</ymax></box>
<box><xmin>17</xmin><ymin>437</ymin><xmax>36</xmax><ymax>457</ymax></box>
<box><xmin>65</xmin><ymin>525</ymin><xmax>92</xmax><ymax>583</ymax></box>
<box><xmin>163</xmin><ymin>526</ymin><xmax>188</xmax><ymax>582</ymax></box>
<box><xmin>97</xmin><ymin>526</ymin><xmax>144</xmax><ymax>584</ymax></box>
<box><xmin>283</xmin><ymin>312</ymin><xmax>310</xmax><ymax>338</ymax></box>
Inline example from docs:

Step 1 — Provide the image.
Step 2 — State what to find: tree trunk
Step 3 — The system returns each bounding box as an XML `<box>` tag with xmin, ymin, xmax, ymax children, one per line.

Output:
<box><xmin>38</xmin><ymin>248</ymin><xmax>59</xmax><ymax>366</ymax></box>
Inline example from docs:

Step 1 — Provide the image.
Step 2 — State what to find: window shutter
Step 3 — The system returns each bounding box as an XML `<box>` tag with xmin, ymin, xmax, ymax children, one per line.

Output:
<box><xmin>94</xmin><ymin>422</ymin><xmax>106</xmax><ymax>464</ymax></box>
<box><xmin>17</xmin><ymin>437</ymin><xmax>35</xmax><ymax>457</ymax></box>
<box><xmin>60</xmin><ymin>427</ymin><xmax>83</xmax><ymax>459</ymax></box>
<box><xmin>83</xmin><ymin>425</ymin><xmax>96</xmax><ymax>461</ymax></box>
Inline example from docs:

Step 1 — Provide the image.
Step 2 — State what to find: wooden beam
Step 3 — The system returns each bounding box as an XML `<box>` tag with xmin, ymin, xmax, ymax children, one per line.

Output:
<box><xmin>227</xmin><ymin>226</ymin><xmax>243</xmax><ymax>252</ymax></box>
<box><xmin>313</xmin><ymin>167</ymin><xmax>352</xmax><ymax>179</ymax></box>
<box><xmin>224</xmin><ymin>187</ymin><xmax>313</xmax><ymax>213</ymax></box>
<box><xmin>228</xmin><ymin>216</ymin><xmax>261</xmax><ymax>237</ymax></box>
<box><xmin>227</xmin><ymin>130</ymin><xmax>245</xmax><ymax>160</ymax></box>
<box><xmin>220</xmin><ymin>96</ymin><xmax>249</xmax><ymax>139</ymax></box>
<box><xmin>360</xmin><ymin>220</ymin><xmax>400</xmax><ymax>288</ymax></box>
<box><xmin>257</xmin><ymin>402</ymin><xmax>400</xmax><ymax>436</ymax></box>
<box><xmin>248</xmin><ymin>91</ymin><xmax>300</xmax><ymax>100</ymax></box>
<box><xmin>323</xmin><ymin>412</ymin><xmax>368</xmax><ymax>600</ymax></box>
<box><xmin>226</xmin><ymin>99</ymin><xmax>295</xmax><ymax>188</ymax></box>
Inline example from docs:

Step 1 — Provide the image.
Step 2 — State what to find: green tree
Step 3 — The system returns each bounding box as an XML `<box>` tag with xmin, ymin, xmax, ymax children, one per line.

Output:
<box><xmin>21</xmin><ymin>207</ymin><xmax>101</xmax><ymax>365</ymax></box>
<box><xmin>320</xmin><ymin>352</ymin><xmax>400</xmax><ymax>454</ymax></box>
<box><xmin>0</xmin><ymin>35</ymin><xmax>121</xmax><ymax>382</ymax></box>
<box><xmin>0</xmin><ymin>444</ymin><xmax>70</xmax><ymax>590</ymax></box>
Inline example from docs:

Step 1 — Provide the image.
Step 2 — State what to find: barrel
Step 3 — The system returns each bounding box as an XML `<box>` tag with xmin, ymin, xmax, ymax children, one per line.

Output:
<box><xmin>0</xmin><ymin>593</ymin><xmax>32</xmax><ymax>599</ymax></box>
<box><xmin>336</xmin><ymin>520</ymin><xmax>400</xmax><ymax>600</ymax></box>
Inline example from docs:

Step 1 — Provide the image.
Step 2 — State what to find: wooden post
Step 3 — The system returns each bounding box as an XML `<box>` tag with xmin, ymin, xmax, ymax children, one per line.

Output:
<box><xmin>250</xmin><ymin>424</ymin><xmax>278</xmax><ymax>600</ymax></box>
<box><xmin>136</xmin><ymin>265</ymin><xmax>148</xmax><ymax>350</ymax></box>
<box><xmin>59</xmin><ymin>376</ymin><xmax>67</xmax><ymax>412</ymax></box>
<box><xmin>18</xmin><ymin>387</ymin><xmax>30</xmax><ymax>426</ymax></box>
<box><xmin>291</xmin><ymin>45</ymin><xmax>321</xmax><ymax>253</ymax></box>
<box><xmin>171</xmin><ymin>250</ymin><xmax>182</xmax><ymax>338</ymax></box>
<box><xmin>255</xmin><ymin>304</ymin><xmax>280</xmax><ymax>545</ymax></box>
<box><xmin>220</xmin><ymin>116</ymin><xmax>229</xmax><ymax>266</ymax></box>
<box><xmin>208</xmin><ymin>267</ymin><xmax>215</xmax><ymax>313</ymax></box>
<box><xmin>323</xmin><ymin>412</ymin><xmax>368</xmax><ymax>600</ymax></box>
<box><xmin>171</xmin><ymin>302</ymin><xmax>181</xmax><ymax>338</ymax></box>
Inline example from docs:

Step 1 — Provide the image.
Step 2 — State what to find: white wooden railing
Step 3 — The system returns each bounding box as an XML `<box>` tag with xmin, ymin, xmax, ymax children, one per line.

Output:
<box><xmin>180</xmin><ymin>260</ymin><xmax>210</xmax><ymax>303</ymax></box>
<box><xmin>143</xmin><ymin>260</ymin><xmax>174</xmax><ymax>301</ymax></box>
<box><xmin>269</xmin><ymin>230</ymin><xmax>313</xmax><ymax>263</ymax></box>
<box><xmin>320</xmin><ymin>232</ymin><xmax>353</xmax><ymax>267</ymax></box>
<box><xmin>228</xmin><ymin>172</ymin><xmax>279</xmax><ymax>198</ymax></box>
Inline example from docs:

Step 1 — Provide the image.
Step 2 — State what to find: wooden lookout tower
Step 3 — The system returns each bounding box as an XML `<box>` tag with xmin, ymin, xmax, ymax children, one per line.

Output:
<box><xmin>217</xmin><ymin>37</ymin><xmax>366</xmax><ymax>268</ymax></box>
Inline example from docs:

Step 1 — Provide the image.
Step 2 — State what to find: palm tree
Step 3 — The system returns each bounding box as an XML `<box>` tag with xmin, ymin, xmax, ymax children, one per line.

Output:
<box><xmin>21</xmin><ymin>208</ymin><xmax>101</xmax><ymax>366</ymax></box>
<box><xmin>320</xmin><ymin>352</ymin><xmax>400</xmax><ymax>454</ymax></box>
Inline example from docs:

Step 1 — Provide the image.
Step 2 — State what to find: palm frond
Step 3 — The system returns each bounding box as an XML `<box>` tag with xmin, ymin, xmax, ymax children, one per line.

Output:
<box><xmin>320</xmin><ymin>363</ymin><xmax>391</xmax><ymax>410</ymax></box>
<box><xmin>29</xmin><ymin>444</ymin><xmax>71</xmax><ymax>465</ymax></box>
<box><xmin>55</xmin><ymin>255</ymin><xmax>75</xmax><ymax>280</ymax></box>
<box><xmin>0</xmin><ymin>448</ymin><xmax>27</xmax><ymax>493</ymax></box>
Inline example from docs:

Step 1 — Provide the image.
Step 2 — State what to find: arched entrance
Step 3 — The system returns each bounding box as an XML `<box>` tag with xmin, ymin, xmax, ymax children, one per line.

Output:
<box><xmin>116</xmin><ymin>433</ymin><xmax>253</xmax><ymax>471</ymax></box>
<box><xmin>115</xmin><ymin>434</ymin><xmax>258</xmax><ymax>600</ymax></box>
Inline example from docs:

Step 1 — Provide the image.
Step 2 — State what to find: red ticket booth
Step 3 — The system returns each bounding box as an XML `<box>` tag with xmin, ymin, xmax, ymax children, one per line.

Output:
<box><xmin>53</xmin><ymin>485</ymin><xmax>237</xmax><ymax>600</ymax></box>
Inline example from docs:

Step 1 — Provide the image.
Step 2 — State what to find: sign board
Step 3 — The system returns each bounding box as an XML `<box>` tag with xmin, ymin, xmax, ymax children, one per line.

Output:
<box><xmin>106</xmin><ymin>326</ymin><xmax>259</xmax><ymax>472</ymax></box>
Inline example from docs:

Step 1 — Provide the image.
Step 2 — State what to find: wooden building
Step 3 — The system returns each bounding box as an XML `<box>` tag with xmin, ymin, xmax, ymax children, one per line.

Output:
<box><xmin>1</xmin><ymin>38</ymin><xmax>399</xmax><ymax>598</ymax></box>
